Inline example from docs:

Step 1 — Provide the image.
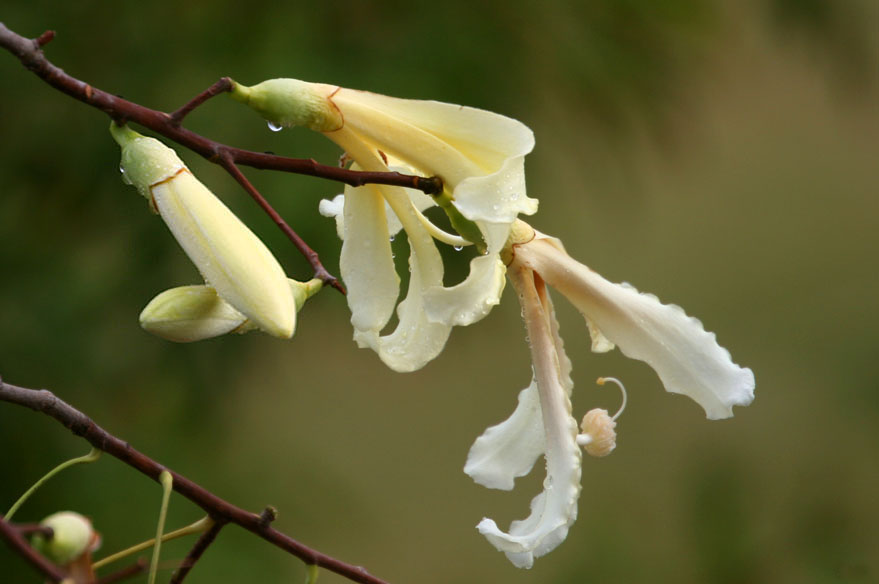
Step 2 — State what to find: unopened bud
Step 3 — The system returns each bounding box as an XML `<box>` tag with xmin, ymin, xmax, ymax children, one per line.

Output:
<box><xmin>139</xmin><ymin>285</ymin><xmax>250</xmax><ymax>342</ymax></box>
<box><xmin>141</xmin><ymin>278</ymin><xmax>322</xmax><ymax>342</ymax></box>
<box><xmin>229</xmin><ymin>78</ymin><xmax>343</xmax><ymax>132</ymax></box>
<box><xmin>31</xmin><ymin>511</ymin><xmax>100</xmax><ymax>566</ymax></box>
<box><xmin>111</xmin><ymin>125</ymin><xmax>296</xmax><ymax>338</ymax></box>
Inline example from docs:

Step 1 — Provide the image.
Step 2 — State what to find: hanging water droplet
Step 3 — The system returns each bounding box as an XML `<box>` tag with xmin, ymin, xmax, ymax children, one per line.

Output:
<box><xmin>389</xmin><ymin>234</ymin><xmax>396</xmax><ymax>242</ymax></box>
<box><xmin>119</xmin><ymin>165</ymin><xmax>132</xmax><ymax>185</ymax></box>
<box><xmin>267</xmin><ymin>121</ymin><xmax>283</xmax><ymax>132</ymax></box>
<box><xmin>453</xmin><ymin>245</ymin><xmax>464</xmax><ymax>251</ymax></box>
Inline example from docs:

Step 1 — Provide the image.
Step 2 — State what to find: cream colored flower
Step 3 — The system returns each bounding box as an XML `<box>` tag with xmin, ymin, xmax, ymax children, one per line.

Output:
<box><xmin>110</xmin><ymin>124</ymin><xmax>296</xmax><ymax>338</ymax></box>
<box><xmin>465</xmin><ymin>221</ymin><xmax>755</xmax><ymax>568</ymax></box>
<box><xmin>232</xmin><ymin>79</ymin><xmax>537</xmax><ymax>370</ymax></box>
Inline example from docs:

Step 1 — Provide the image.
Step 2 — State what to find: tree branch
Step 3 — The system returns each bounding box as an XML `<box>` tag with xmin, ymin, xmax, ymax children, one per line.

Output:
<box><xmin>0</xmin><ymin>377</ymin><xmax>390</xmax><ymax>584</ymax></box>
<box><xmin>168</xmin><ymin>519</ymin><xmax>225</xmax><ymax>584</ymax></box>
<box><xmin>217</xmin><ymin>151</ymin><xmax>344</xmax><ymax>292</ymax></box>
<box><xmin>0</xmin><ymin>515</ymin><xmax>67</xmax><ymax>582</ymax></box>
<box><xmin>0</xmin><ymin>23</ymin><xmax>442</xmax><ymax>195</ymax></box>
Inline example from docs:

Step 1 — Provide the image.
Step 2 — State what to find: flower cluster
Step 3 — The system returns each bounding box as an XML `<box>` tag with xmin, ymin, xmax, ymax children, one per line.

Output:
<box><xmin>116</xmin><ymin>78</ymin><xmax>755</xmax><ymax>568</ymax></box>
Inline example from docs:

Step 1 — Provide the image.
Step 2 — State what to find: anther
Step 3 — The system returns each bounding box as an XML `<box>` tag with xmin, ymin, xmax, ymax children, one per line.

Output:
<box><xmin>577</xmin><ymin>377</ymin><xmax>628</xmax><ymax>457</ymax></box>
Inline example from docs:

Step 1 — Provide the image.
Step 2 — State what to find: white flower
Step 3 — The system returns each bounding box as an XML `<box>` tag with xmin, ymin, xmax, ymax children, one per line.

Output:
<box><xmin>231</xmin><ymin>79</ymin><xmax>538</xmax><ymax>370</ymax></box>
<box><xmin>465</xmin><ymin>222</ymin><xmax>755</xmax><ymax>568</ymax></box>
<box><xmin>110</xmin><ymin>124</ymin><xmax>296</xmax><ymax>338</ymax></box>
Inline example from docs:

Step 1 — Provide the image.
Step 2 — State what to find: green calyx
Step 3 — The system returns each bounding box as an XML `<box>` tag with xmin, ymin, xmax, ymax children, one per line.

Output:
<box><xmin>228</xmin><ymin>78</ymin><xmax>343</xmax><ymax>132</ymax></box>
<box><xmin>109</xmin><ymin>123</ymin><xmax>186</xmax><ymax>199</ymax></box>
<box><xmin>291</xmin><ymin>278</ymin><xmax>323</xmax><ymax>311</ymax></box>
<box><xmin>433</xmin><ymin>190</ymin><xmax>487</xmax><ymax>253</ymax></box>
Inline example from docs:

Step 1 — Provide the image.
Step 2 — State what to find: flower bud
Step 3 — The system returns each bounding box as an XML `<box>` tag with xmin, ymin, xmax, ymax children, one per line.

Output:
<box><xmin>31</xmin><ymin>511</ymin><xmax>100</xmax><ymax>566</ymax></box>
<box><xmin>111</xmin><ymin>124</ymin><xmax>296</xmax><ymax>338</ymax></box>
<box><xmin>140</xmin><ymin>279</ymin><xmax>322</xmax><ymax>342</ymax></box>
<box><xmin>228</xmin><ymin>79</ymin><xmax>343</xmax><ymax>132</ymax></box>
<box><xmin>139</xmin><ymin>285</ymin><xmax>251</xmax><ymax>342</ymax></box>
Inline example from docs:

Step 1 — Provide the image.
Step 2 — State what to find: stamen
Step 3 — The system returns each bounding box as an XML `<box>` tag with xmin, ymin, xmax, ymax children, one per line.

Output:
<box><xmin>596</xmin><ymin>376</ymin><xmax>627</xmax><ymax>421</ymax></box>
<box><xmin>412</xmin><ymin>205</ymin><xmax>472</xmax><ymax>248</ymax></box>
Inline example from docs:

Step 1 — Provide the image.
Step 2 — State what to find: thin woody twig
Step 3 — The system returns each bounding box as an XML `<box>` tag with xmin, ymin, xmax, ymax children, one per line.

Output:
<box><xmin>0</xmin><ymin>378</ymin><xmax>390</xmax><ymax>584</ymax></box>
<box><xmin>96</xmin><ymin>558</ymin><xmax>148</xmax><ymax>584</ymax></box>
<box><xmin>168</xmin><ymin>78</ymin><xmax>234</xmax><ymax>126</ymax></box>
<box><xmin>218</xmin><ymin>151</ymin><xmax>344</xmax><ymax>292</ymax></box>
<box><xmin>0</xmin><ymin>515</ymin><xmax>67</xmax><ymax>582</ymax></box>
<box><xmin>0</xmin><ymin>23</ymin><xmax>444</xmax><ymax>199</ymax></box>
<box><xmin>0</xmin><ymin>22</ymin><xmax>442</xmax><ymax>296</ymax></box>
<box><xmin>12</xmin><ymin>523</ymin><xmax>54</xmax><ymax>538</ymax></box>
<box><xmin>168</xmin><ymin>519</ymin><xmax>225</xmax><ymax>584</ymax></box>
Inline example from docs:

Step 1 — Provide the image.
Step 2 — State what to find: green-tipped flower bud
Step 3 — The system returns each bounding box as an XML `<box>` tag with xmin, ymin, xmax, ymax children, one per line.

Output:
<box><xmin>110</xmin><ymin>124</ymin><xmax>186</xmax><ymax>201</ymax></box>
<box><xmin>140</xmin><ymin>279</ymin><xmax>323</xmax><ymax>342</ymax></box>
<box><xmin>111</xmin><ymin>124</ymin><xmax>296</xmax><ymax>338</ymax></box>
<box><xmin>31</xmin><ymin>511</ymin><xmax>99</xmax><ymax>566</ymax></box>
<box><xmin>229</xmin><ymin>79</ymin><xmax>343</xmax><ymax>132</ymax></box>
<box><xmin>139</xmin><ymin>285</ymin><xmax>251</xmax><ymax>342</ymax></box>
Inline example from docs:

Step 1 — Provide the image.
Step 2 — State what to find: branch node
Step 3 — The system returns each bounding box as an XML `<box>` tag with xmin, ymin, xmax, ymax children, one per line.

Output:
<box><xmin>35</xmin><ymin>30</ymin><xmax>55</xmax><ymax>48</ymax></box>
<box><xmin>258</xmin><ymin>506</ymin><xmax>278</xmax><ymax>529</ymax></box>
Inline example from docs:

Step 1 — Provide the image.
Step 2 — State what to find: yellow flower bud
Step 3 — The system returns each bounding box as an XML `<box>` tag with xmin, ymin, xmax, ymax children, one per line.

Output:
<box><xmin>111</xmin><ymin>124</ymin><xmax>296</xmax><ymax>338</ymax></box>
<box><xmin>140</xmin><ymin>279</ymin><xmax>323</xmax><ymax>342</ymax></box>
<box><xmin>139</xmin><ymin>285</ymin><xmax>251</xmax><ymax>342</ymax></box>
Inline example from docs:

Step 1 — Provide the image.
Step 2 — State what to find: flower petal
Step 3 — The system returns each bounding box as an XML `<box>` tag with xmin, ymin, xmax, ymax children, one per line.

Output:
<box><xmin>318</xmin><ymin>193</ymin><xmax>345</xmax><ymax>239</ymax></box>
<box><xmin>329</xmin><ymin>90</ymin><xmax>538</xmax><ymax>224</ymax></box>
<box><xmin>331</xmin><ymin>88</ymin><xmax>534</xmax><ymax>177</ymax></box>
<box><xmin>518</xmin><ymin>238</ymin><xmax>755</xmax><ymax>419</ymax></box>
<box><xmin>339</xmin><ymin>183</ymin><xmax>400</xmax><ymax>333</ymax></box>
<box><xmin>423</xmin><ymin>254</ymin><xmax>506</xmax><ymax>327</ymax></box>
<box><xmin>464</xmin><ymin>382</ymin><xmax>545</xmax><ymax>491</ymax></box>
<box><xmin>453</xmin><ymin>155</ymin><xmax>537</xmax><ymax>224</ymax></box>
<box><xmin>475</xmin><ymin>266</ymin><xmax>581</xmax><ymax>569</ymax></box>
<box><xmin>353</xmin><ymin>249</ymin><xmax>451</xmax><ymax>372</ymax></box>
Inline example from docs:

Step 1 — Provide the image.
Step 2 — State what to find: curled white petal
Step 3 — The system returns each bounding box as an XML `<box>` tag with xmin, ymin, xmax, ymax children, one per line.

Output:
<box><xmin>476</xmin><ymin>266</ymin><xmax>581</xmax><ymax>569</ymax></box>
<box><xmin>464</xmin><ymin>382</ymin><xmax>545</xmax><ymax>491</ymax></box>
<box><xmin>423</xmin><ymin>254</ymin><xmax>505</xmax><ymax>327</ymax></box>
<box><xmin>517</xmin><ymin>238</ymin><xmax>755</xmax><ymax>419</ymax></box>
<box><xmin>353</xmin><ymin>250</ymin><xmax>450</xmax><ymax>372</ymax></box>
<box><xmin>453</xmin><ymin>155</ymin><xmax>537</xmax><ymax>224</ymax></box>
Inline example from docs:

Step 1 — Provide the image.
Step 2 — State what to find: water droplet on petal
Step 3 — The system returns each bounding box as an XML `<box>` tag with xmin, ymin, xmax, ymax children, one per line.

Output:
<box><xmin>267</xmin><ymin>121</ymin><xmax>283</xmax><ymax>132</ymax></box>
<box><xmin>389</xmin><ymin>234</ymin><xmax>396</xmax><ymax>242</ymax></box>
<box><xmin>453</xmin><ymin>245</ymin><xmax>464</xmax><ymax>251</ymax></box>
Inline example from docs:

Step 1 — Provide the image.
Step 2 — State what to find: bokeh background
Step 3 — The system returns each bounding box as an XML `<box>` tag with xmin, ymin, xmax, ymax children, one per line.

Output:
<box><xmin>2</xmin><ymin>1</ymin><xmax>877</xmax><ymax>583</ymax></box>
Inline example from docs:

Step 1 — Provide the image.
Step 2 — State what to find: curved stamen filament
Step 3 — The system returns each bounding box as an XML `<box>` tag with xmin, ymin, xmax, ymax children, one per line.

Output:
<box><xmin>596</xmin><ymin>376</ymin><xmax>627</xmax><ymax>421</ymax></box>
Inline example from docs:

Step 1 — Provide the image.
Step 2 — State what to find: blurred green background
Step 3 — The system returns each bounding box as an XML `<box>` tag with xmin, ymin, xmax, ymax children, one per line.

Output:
<box><xmin>2</xmin><ymin>1</ymin><xmax>877</xmax><ymax>582</ymax></box>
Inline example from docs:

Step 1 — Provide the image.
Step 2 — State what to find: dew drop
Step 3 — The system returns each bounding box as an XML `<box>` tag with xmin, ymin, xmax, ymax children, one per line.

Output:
<box><xmin>389</xmin><ymin>234</ymin><xmax>396</xmax><ymax>242</ymax></box>
<box><xmin>453</xmin><ymin>245</ymin><xmax>464</xmax><ymax>251</ymax></box>
<box><xmin>267</xmin><ymin>121</ymin><xmax>284</xmax><ymax>132</ymax></box>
